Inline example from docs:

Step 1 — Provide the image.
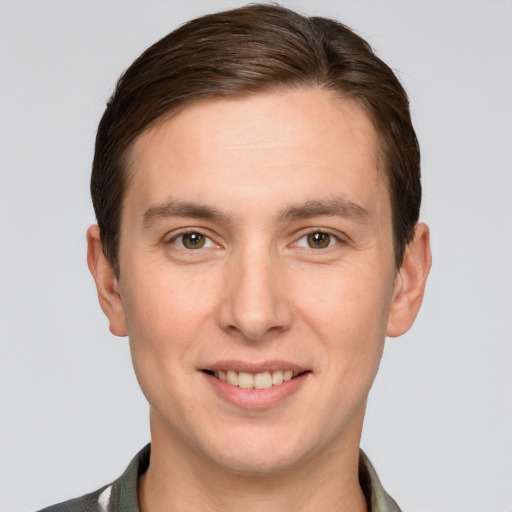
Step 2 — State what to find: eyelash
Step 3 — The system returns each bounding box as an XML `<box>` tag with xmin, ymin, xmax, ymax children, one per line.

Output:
<box><xmin>166</xmin><ymin>229</ymin><xmax>343</xmax><ymax>251</ymax></box>
<box><xmin>293</xmin><ymin>230</ymin><xmax>343</xmax><ymax>250</ymax></box>
<box><xmin>167</xmin><ymin>230</ymin><xmax>217</xmax><ymax>250</ymax></box>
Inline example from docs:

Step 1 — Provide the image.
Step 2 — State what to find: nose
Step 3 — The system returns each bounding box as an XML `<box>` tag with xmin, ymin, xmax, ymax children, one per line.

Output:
<box><xmin>217</xmin><ymin>246</ymin><xmax>292</xmax><ymax>342</ymax></box>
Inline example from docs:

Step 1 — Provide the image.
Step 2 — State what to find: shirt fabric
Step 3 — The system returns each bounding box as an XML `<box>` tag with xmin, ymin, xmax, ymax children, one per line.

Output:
<box><xmin>37</xmin><ymin>444</ymin><xmax>402</xmax><ymax>512</ymax></box>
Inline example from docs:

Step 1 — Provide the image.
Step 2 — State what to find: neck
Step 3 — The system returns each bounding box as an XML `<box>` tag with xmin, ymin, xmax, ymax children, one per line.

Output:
<box><xmin>139</xmin><ymin>412</ymin><xmax>367</xmax><ymax>512</ymax></box>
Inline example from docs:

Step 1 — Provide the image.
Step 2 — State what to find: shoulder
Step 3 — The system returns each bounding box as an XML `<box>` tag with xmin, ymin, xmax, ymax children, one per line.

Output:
<box><xmin>36</xmin><ymin>485</ymin><xmax>111</xmax><ymax>512</ymax></box>
<box><xmin>35</xmin><ymin>445</ymin><xmax>149</xmax><ymax>512</ymax></box>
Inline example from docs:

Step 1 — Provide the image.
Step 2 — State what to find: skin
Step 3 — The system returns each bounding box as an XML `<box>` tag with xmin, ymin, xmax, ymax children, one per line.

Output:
<box><xmin>88</xmin><ymin>88</ymin><xmax>431</xmax><ymax>512</ymax></box>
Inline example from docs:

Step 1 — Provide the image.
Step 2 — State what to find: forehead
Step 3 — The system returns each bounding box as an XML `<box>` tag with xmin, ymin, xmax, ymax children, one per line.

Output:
<box><xmin>124</xmin><ymin>88</ymin><xmax>387</xmax><ymax>219</ymax></box>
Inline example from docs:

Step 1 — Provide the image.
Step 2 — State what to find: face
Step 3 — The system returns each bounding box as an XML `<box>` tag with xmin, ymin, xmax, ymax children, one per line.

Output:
<box><xmin>98</xmin><ymin>89</ymin><xmax>408</xmax><ymax>474</ymax></box>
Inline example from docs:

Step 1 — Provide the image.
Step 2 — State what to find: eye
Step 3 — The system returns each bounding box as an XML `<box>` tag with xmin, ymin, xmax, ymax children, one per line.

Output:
<box><xmin>295</xmin><ymin>231</ymin><xmax>337</xmax><ymax>249</ymax></box>
<box><xmin>171</xmin><ymin>231</ymin><xmax>216</xmax><ymax>250</ymax></box>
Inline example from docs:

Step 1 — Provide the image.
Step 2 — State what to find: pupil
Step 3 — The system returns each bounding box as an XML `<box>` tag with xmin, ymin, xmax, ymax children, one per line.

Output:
<box><xmin>184</xmin><ymin>233</ymin><xmax>205</xmax><ymax>249</ymax></box>
<box><xmin>307</xmin><ymin>232</ymin><xmax>330</xmax><ymax>249</ymax></box>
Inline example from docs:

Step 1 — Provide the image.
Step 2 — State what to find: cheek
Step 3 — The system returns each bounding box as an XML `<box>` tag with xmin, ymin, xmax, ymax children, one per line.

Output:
<box><xmin>292</xmin><ymin>262</ymin><xmax>394</xmax><ymax>394</ymax></box>
<box><xmin>120</xmin><ymin>263</ymin><xmax>220</xmax><ymax>385</ymax></box>
<box><xmin>122</xmin><ymin>260</ymin><xmax>213</xmax><ymax>332</ymax></box>
<box><xmin>296</xmin><ymin>264</ymin><xmax>393</xmax><ymax>338</ymax></box>
<box><xmin>122</xmin><ymin>271</ymin><xmax>210</xmax><ymax>416</ymax></box>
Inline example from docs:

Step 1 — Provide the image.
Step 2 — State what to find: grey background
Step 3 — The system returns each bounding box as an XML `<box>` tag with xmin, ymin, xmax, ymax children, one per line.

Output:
<box><xmin>1</xmin><ymin>1</ymin><xmax>511</xmax><ymax>511</ymax></box>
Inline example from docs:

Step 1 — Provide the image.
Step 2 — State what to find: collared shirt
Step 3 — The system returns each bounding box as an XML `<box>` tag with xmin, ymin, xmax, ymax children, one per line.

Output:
<box><xmin>38</xmin><ymin>444</ymin><xmax>402</xmax><ymax>512</ymax></box>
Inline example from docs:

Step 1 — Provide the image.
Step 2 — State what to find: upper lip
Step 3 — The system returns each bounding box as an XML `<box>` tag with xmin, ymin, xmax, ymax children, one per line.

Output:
<box><xmin>202</xmin><ymin>360</ymin><xmax>309</xmax><ymax>374</ymax></box>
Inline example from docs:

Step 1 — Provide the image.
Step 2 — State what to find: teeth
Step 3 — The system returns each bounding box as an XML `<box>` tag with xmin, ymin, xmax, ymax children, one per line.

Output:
<box><xmin>227</xmin><ymin>370</ymin><xmax>238</xmax><ymax>386</ymax></box>
<box><xmin>238</xmin><ymin>372</ymin><xmax>254</xmax><ymax>389</ymax></box>
<box><xmin>254</xmin><ymin>371</ymin><xmax>272</xmax><ymax>389</ymax></box>
<box><xmin>272</xmin><ymin>371</ymin><xmax>284</xmax><ymax>386</ymax></box>
<box><xmin>214</xmin><ymin>369</ymin><xmax>301</xmax><ymax>389</ymax></box>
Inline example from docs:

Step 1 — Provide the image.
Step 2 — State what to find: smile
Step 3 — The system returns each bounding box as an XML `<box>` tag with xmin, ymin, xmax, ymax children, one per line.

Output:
<box><xmin>202</xmin><ymin>364</ymin><xmax>309</xmax><ymax>409</ymax></box>
<box><xmin>212</xmin><ymin>370</ymin><xmax>301</xmax><ymax>389</ymax></box>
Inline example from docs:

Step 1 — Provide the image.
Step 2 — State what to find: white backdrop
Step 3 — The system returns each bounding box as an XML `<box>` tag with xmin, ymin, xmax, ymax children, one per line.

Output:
<box><xmin>1</xmin><ymin>1</ymin><xmax>511</xmax><ymax>511</ymax></box>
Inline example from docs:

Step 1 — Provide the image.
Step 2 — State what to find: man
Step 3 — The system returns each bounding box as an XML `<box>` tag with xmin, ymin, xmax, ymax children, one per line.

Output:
<box><xmin>40</xmin><ymin>4</ymin><xmax>431</xmax><ymax>511</ymax></box>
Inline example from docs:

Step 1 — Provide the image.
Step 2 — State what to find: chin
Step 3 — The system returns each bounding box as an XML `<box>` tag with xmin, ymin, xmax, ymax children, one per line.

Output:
<box><xmin>201</xmin><ymin>426</ymin><xmax>317</xmax><ymax>476</ymax></box>
<box><xmin>210</xmin><ymin>448</ymin><xmax>305</xmax><ymax>476</ymax></box>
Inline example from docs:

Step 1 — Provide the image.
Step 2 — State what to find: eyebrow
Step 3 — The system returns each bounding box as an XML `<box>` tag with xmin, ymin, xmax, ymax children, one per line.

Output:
<box><xmin>142</xmin><ymin>196</ymin><xmax>371</xmax><ymax>228</ymax></box>
<box><xmin>142</xmin><ymin>201</ymin><xmax>227</xmax><ymax>228</ymax></box>
<box><xmin>278</xmin><ymin>197</ymin><xmax>371</xmax><ymax>223</ymax></box>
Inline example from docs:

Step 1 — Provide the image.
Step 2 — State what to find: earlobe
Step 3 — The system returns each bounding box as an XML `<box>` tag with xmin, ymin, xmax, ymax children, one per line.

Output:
<box><xmin>86</xmin><ymin>225</ymin><xmax>128</xmax><ymax>337</ymax></box>
<box><xmin>386</xmin><ymin>223</ymin><xmax>432</xmax><ymax>338</ymax></box>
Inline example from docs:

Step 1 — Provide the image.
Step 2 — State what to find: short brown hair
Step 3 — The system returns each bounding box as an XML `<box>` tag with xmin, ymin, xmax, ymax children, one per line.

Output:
<box><xmin>91</xmin><ymin>3</ymin><xmax>421</xmax><ymax>277</ymax></box>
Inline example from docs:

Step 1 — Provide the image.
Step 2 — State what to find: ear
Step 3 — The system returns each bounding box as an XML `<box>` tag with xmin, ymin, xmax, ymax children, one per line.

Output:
<box><xmin>86</xmin><ymin>225</ymin><xmax>127</xmax><ymax>337</ymax></box>
<box><xmin>386</xmin><ymin>222</ymin><xmax>432</xmax><ymax>337</ymax></box>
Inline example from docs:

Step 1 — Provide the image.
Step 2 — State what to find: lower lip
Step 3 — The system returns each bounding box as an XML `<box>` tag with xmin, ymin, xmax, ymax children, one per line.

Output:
<box><xmin>203</xmin><ymin>372</ymin><xmax>309</xmax><ymax>410</ymax></box>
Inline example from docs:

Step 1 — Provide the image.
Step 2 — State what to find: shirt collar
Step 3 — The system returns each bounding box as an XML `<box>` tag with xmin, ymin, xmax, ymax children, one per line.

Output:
<box><xmin>359</xmin><ymin>449</ymin><xmax>402</xmax><ymax>512</ymax></box>
<box><xmin>106</xmin><ymin>444</ymin><xmax>401</xmax><ymax>512</ymax></box>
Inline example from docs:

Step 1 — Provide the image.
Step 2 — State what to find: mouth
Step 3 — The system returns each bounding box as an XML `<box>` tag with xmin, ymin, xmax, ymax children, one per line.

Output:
<box><xmin>202</xmin><ymin>369</ymin><xmax>308</xmax><ymax>390</ymax></box>
<box><xmin>201</xmin><ymin>363</ymin><xmax>310</xmax><ymax>409</ymax></box>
